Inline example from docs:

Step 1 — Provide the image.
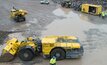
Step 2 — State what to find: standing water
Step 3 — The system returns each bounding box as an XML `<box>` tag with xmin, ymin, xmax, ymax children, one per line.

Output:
<box><xmin>41</xmin><ymin>8</ymin><xmax>107</xmax><ymax>65</ymax></box>
<box><xmin>42</xmin><ymin>8</ymin><xmax>96</xmax><ymax>41</ymax></box>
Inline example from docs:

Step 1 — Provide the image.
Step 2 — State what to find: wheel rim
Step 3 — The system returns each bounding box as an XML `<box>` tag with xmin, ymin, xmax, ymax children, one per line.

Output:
<box><xmin>55</xmin><ymin>53</ymin><xmax>61</xmax><ymax>58</ymax></box>
<box><xmin>23</xmin><ymin>53</ymin><xmax>29</xmax><ymax>58</ymax></box>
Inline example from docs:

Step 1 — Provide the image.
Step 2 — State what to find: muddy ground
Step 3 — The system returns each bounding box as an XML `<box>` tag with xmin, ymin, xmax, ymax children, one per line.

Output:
<box><xmin>0</xmin><ymin>0</ymin><xmax>107</xmax><ymax>65</ymax></box>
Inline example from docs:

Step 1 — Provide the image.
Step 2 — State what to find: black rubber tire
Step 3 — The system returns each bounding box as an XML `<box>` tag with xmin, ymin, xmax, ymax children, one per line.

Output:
<box><xmin>14</xmin><ymin>16</ymin><xmax>25</xmax><ymax>22</ymax></box>
<box><xmin>18</xmin><ymin>49</ymin><xmax>34</xmax><ymax>61</ymax></box>
<box><xmin>22</xmin><ymin>17</ymin><xmax>26</xmax><ymax>21</ymax></box>
<box><xmin>14</xmin><ymin>16</ymin><xmax>19</xmax><ymax>22</ymax></box>
<box><xmin>18</xmin><ymin>16</ymin><xmax>26</xmax><ymax>22</ymax></box>
<box><xmin>50</xmin><ymin>48</ymin><xmax>65</xmax><ymax>60</ymax></box>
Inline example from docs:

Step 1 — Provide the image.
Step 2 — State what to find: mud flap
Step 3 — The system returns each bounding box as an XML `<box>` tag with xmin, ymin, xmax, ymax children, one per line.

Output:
<box><xmin>0</xmin><ymin>52</ymin><xmax>14</xmax><ymax>62</ymax></box>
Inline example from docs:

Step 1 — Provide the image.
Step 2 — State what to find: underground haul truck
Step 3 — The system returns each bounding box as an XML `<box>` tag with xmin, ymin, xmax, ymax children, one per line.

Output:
<box><xmin>0</xmin><ymin>36</ymin><xmax>84</xmax><ymax>61</ymax></box>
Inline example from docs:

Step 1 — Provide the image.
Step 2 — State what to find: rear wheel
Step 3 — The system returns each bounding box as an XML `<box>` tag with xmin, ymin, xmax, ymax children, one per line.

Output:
<box><xmin>18</xmin><ymin>49</ymin><xmax>34</xmax><ymax>61</ymax></box>
<box><xmin>50</xmin><ymin>48</ymin><xmax>65</xmax><ymax>60</ymax></box>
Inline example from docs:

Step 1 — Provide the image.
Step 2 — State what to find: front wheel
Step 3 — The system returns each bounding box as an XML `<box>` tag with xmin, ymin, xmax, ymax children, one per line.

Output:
<box><xmin>18</xmin><ymin>49</ymin><xmax>34</xmax><ymax>61</ymax></box>
<box><xmin>50</xmin><ymin>48</ymin><xmax>65</xmax><ymax>60</ymax></box>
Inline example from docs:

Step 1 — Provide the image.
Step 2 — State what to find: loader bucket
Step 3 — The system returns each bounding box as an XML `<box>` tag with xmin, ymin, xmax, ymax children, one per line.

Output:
<box><xmin>0</xmin><ymin>38</ymin><xmax>21</xmax><ymax>62</ymax></box>
<box><xmin>0</xmin><ymin>44</ymin><xmax>14</xmax><ymax>62</ymax></box>
<box><xmin>0</xmin><ymin>52</ymin><xmax>14</xmax><ymax>62</ymax></box>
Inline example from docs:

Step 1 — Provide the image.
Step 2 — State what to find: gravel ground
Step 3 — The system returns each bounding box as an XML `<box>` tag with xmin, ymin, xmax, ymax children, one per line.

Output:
<box><xmin>0</xmin><ymin>0</ymin><xmax>107</xmax><ymax>65</ymax></box>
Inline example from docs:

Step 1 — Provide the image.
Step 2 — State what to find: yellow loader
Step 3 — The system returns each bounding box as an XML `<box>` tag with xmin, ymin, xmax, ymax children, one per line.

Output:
<box><xmin>0</xmin><ymin>36</ymin><xmax>84</xmax><ymax>61</ymax></box>
<box><xmin>10</xmin><ymin>7</ymin><xmax>27</xmax><ymax>22</ymax></box>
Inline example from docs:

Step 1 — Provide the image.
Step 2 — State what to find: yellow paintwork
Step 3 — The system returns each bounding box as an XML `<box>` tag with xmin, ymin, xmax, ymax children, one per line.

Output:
<box><xmin>10</xmin><ymin>9</ymin><xmax>27</xmax><ymax>18</ymax></box>
<box><xmin>81</xmin><ymin>4</ymin><xmax>102</xmax><ymax>15</ymax></box>
<box><xmin>42</xmin><ymin>36</ymin><xmax>77</xmax><ymax>43</ymax></box>
<box><xmin>3</xmin><ymin>38</ymin><xmax>20</xmax><ymax>55</ymax></box>
<box><xmin>42</xmin><ymin>36</ymin><xmax>81</xmax><ymax>55</ymax></box>
<box><xmin>2</xmin><ymin>38</ymin><xmax>37</xmax><ymax>56</ymax></box>
<box><xmin>27</xmin><ymin>37</ymin><xmax>33</xmax><ymax>41</ymax></box>
<box><xmin>20</xmin><ymin>40</ymin><xmax>36</xmax><ymax>49</ymax></box>
<box><xmin>2</xmin><ymin>36</ymin><xmax>81</xmax><ymax>57</ymax></box>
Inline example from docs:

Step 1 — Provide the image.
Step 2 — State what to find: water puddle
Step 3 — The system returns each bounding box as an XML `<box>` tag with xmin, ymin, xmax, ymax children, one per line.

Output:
<box><xmin>53</xmin><ymin>8</ymin><xmax>77</xmax><ymax>17</ymax></box>
<box><xmin>41</xmin><ymin>18</ymin><xmax>96</xmax><ymax>41</ymax></box>
<box><xmin>53</xmin><ymin>8</ymin><xmax>89</xmax><ymax>21</ymax></box>
<box><xmin>41</xmin><ymin>8</ymin><xmax>107</xmax><ymax>65</ymax></box>
<box><xmin>42</xmin><ymin>8</ymin><xmax>107</xmax><ymax>42</ymax></box>
<box><xmin>53</xmin><ymin>8</ymin><xmax>68</xmax><ymax>17</ymax></box>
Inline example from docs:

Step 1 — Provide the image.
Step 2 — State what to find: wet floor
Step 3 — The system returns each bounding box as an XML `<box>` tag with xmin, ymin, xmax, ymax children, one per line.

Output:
<box><xmin>41</xmin><ymin>7</ymin><xmax>107</xmax><ymax>65</ymax></box>
<box><xmin>0</xmin><ymin>0</ymin><xmax>107</xmax><ymax>65</ymax></box>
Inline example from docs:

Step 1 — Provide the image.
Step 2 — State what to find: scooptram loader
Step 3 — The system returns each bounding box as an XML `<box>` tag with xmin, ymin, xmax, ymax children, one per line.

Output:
<box><xmin>10</xmin><ymin>7</ymin><xmax>27</xmax><ymax>22</ymax></box>
<box><xmin>0</xmin><ymin>36</ymin><xmax>84</xmax><ymax>61</ymax></box>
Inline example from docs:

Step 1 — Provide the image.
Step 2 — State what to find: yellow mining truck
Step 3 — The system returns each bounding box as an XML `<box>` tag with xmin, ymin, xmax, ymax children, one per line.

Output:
<box><xmin>0</xmin><ymin>36</ymin><xmax>84</xmax><ymax>61</ymax></box>
<box><xmin>81</xmin><ymin>4</ymin><xmax>102</xmax><ymax>15</ymax></box>
<box><xmin>10</xmin><ymin>7</ymin><xmax>27</xmax><ymax>22</ymax></box>
<box><xmin>61</xmin><ymin>1</ymin><xmax>102</xmax><ymax>15</ymax></box>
